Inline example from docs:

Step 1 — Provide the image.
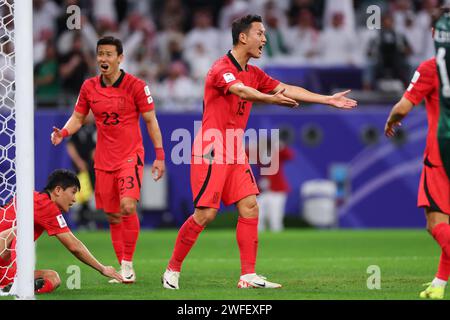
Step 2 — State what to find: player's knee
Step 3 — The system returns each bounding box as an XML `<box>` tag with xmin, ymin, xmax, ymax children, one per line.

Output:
<box><xmin>120</xmin><ymin>201</ymin><xmax>136</xmax><ymax>216</ymax></box>
<box><xmin>194</xmin><ymin>208</ymin><xmax>217</xmax><ymax>226</ymax></box>
<box><xmin>242</xmin><ymin>201</ymin><xmax>259</xmax><ymax>218</ymax></box>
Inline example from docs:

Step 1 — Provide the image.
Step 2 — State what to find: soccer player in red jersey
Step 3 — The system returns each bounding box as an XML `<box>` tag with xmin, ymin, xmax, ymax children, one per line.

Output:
<box><xmin>385</xmin><ymin>8</ymin><xmax>450</xmax><ymax>299</ymax></box>
<box><xmin>162</xmin><ymin>15</ymin><xmax>357</xmax><ymax>290</ymax></box>
<box><xmin>0</xmin><ymin>169</ymin><xmax>122</xmax><ymax>294</ymax></box>
<box><xmin>51</xmin><ymin>36</ymin><xmax>165</xmax><ymax>283</ymax></box>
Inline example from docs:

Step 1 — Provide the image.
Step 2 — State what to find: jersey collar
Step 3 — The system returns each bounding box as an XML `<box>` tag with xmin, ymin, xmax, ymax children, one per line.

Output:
<box><xmin>100</xmin><ymin>69</ymin><xmax>126</xmax><ymax>88</ymax></box>
<box><xmin>227</xmin><ymin>50</ymin><xmax>248</xmax><ymax>72</ymax></box>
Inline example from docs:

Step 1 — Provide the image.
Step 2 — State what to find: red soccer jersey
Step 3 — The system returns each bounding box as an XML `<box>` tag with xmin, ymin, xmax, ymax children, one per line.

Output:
<box><xmin>403</xmin><ymin>58</ymin><xmax>443</xmax><ymax>166</ymax></box>
<box><xmin>192</xmin><ymin>52</ymin><xmax>280</xmax><ymax>163</ymax></box>
<box><xmin>75</xmin><ymin>71</ymin><xmax>154</xmax><ymax>171</ymax></box>
<box><xmin>0</xmin><ymin>192</ymin><xmax>70</xmax><ymax>240</ymax></box>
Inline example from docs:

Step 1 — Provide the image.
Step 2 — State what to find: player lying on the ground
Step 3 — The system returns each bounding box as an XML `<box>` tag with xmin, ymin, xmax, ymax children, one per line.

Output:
<box><xmin>162</xmin><ymin>14</ymin><xmax>356</xmax><ymax>290</ymax></box>
<box><xmin>0</xmin><ymin>169</ymin><xmax>123</xmax><ymax>294</ymax></box>
<box><xmin>385</xmin><ymin>7</ymin><xmax>450</xmax><ymax>300</ymax></box>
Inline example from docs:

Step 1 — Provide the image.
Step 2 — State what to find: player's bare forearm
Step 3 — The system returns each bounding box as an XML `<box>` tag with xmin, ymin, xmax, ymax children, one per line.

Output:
<box><xmin>229</xmin><ymin>83</ymin><xmax>298</xmax><ymax>107</ymax></box>
<box><xmin>51</xmin><ymin>112</ymin><xmax>86</xmax><ymax>146</ymax></box>
<box><xmin>273</xmin><ymin>83</ymin><xmax>357</xmax><ymax>109</ymax></box>
<box><xmin>275</xmin><ymin>83</ymin><xmax>329</xmax><ymax>104</ymax></box>
<box><xmin>385</xmin><ymin>97</ymin><xmax>414</xmax><ymax>137</ymax></box>
<box><xmin>56</xmin><ymin>232</ymin><xmax>104</xmax><ymax>273</ymax></box>
<box><xmin>142</xmin><ymin>110</ymin><xmax>164</xmax><ymax>149</ymax></box>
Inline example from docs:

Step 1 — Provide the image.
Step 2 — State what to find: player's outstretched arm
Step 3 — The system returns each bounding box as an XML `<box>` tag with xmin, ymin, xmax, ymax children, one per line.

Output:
<box><xmin>55</xmin><ymin>232</ymin><xmax>123</xmax><ymax>282</ymax></box>
<box><xmin>142</xmin><ymin>110</ymin><xmax>165</xmax><ymax>181</ymax></box>
<box><xmin>272</xmin><ymin>83</ymin><xmax>357</xmax><ymax>109</ymax></box>
<box><xmin>228</xmin><ymin>83</ymin><xmax>299</xmax><ymax>107</ymax></box>
<box><xmin>385</xmin><ymin>97</ymin><xmax>414</xmax><ymax>137</ymax></box>
<box><xmin>51</xmin><ymin>111</ymin><xmax>86</xmax><ymax>146</ymax></box>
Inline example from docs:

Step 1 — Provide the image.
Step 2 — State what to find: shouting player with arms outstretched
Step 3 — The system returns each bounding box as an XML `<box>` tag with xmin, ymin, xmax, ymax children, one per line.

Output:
<box><xmin>162</xmin><ymin>15</ymin><xmax>356</xmax><ymax>290</ymax></box>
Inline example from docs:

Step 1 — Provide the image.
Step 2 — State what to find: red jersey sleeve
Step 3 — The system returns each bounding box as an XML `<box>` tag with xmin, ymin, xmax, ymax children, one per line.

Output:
<box><xmin>213</xmin><ymin>67</ymin><xmax>242</xmax><ymax>94</ymax></box>
<box><xmin>35</xmin><ymin>203</ymin><xmax>70</xmax><ymax>236</ymax></box>
<box><xmin>403</xmin><ymin>60</ymin><xmax>435</xmax><ymax>105</ymax></box>
<box><xmin>74</xmin><ymin>80</ymin><xmax>91</xmax><ymax>115</ymax></box>
<box><xmin>254</xmin><ymin>66</ymin><xmax>280</xmax><ymax>94</ymax></box>
<box><xmin>133</xmin><ymin>79</ymin><xmax>154</xmax><ymax>113</ymax></box>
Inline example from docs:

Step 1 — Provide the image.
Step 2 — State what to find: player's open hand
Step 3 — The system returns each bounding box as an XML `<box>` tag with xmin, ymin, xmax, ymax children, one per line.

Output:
<box><xmin>327</xmin><ymin>90</ymin><xmax>357</xmax><ymax>109</ymax></box>
<box><xmin>384</xmin><ymin>120</ymin><xmax>401</xmax><ymax>138</ymax></box>
<box><xmin>101</xmin><ymin>266</ymin><xmax>123</xmax><ymax>282</ymax></box>
<box><xmin>270</xmin><ymin>88</ymin><xmax>299</xmax><ymax>108</ymax></box>
<box><xmin>51</xmin><ymin>127</ymin><xmax>64</xmax><ymax>146</ymax></box>
<box><xmin>152</xmin><ymin>159</ymin><xmax>165</xmax><ymax>181</ymax></box>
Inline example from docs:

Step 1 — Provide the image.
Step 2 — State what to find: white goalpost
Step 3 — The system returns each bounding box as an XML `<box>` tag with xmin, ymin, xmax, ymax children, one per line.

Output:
<box><xmin>0</xmin><ymin>0</ymin><xmax>35</xmax><ymax>299</ymax></box>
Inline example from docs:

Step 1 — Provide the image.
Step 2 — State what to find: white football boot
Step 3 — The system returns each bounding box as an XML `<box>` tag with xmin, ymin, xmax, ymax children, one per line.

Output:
<box><xmin>109</xmin><ymin>260</ymin><xmax>135</xmax><ymax>284</ymax></box>
<box><xmin>162</xmin><ymin>269</ymin><xmax>180</xmax><ymax>290</ymax></box>
<box><xmin>237</xmin><ymin>274</ymin><xmax>282</xmax><ymax>289</ymax></box>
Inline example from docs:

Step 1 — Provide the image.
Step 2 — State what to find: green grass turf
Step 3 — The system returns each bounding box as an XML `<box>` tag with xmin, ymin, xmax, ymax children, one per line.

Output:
<box><xmin>4</xmin><ymin>229</ymin><xmax>445</xmax><ymax>300</ymax></box>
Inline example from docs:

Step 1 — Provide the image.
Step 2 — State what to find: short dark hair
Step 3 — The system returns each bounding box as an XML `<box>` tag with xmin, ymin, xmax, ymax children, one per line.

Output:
<box><xmin>96</xmin><ymin>36</ymin><xmax>123</xmax><ymax>55</ymax></box>
<box><xmin>231</xmin><ymin>15</ymin><xmax>263</xmax><ymax>45</ymax></box>
<box><xmin>44</xmin><ymin>169</ymin><xmax>80</xmax><ymax>193</ymax></box>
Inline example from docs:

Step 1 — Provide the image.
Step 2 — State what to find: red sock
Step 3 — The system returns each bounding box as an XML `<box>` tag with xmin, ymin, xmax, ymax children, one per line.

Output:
<box><xmin>236</xmin><ymin>216</ymin><xmax>258</xmax><ymax>275</ymax></box>
<box><xmin>110</xmin><ymin>222</ymin><xmax>124</xmax><ymax>264</ymax></box>
<box><xmin>436</xmin><ymin>251</ymin><xmax>450</xmax><ymax>281</ymax></box>
<box><xmin>122</xmin><ymin>214</ymin><xmax>140</xmax><ymax>262</ymax></box>
<box><xmin>432</xmin><ymin>223</ymin><xmax>450</xmax><ymax>281</ymax></box>
<box><xmin>168</xmin><ymin>215</ymin><xmax>204</xmax><ymax>272</ymax></box>
<box><xmin>36</xmin><ymin>279</ymin><xmax>56</xmax><ymax>294</ymax></box>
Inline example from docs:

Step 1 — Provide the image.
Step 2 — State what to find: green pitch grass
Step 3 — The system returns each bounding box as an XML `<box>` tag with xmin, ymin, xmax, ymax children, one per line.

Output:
<box><xmin>13</xmin><ymin>229</ymin><xmax>446</xmax><ymax>299</ymax></box>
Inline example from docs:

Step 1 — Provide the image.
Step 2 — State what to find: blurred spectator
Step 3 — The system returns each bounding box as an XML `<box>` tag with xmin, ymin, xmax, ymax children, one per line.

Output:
<box><xmin>368</xmin><ymin>13</ymin><xmax>412</xmax><ymax>90</ymax></box>
<box><xmin>286</xmin><ymin>9</ymin><xmax>320</xmax><ymax>65</ymax></box>
<box><xmin>263</xmin><ymin>1</ymin><xmax>290</xmax><ymax>59</ymax></box>
<box><xmin>66</xmin><ymin>112</ymin><xmax>97</xmax><ymax>230</ymax></box>
<box><xmin>184</xmin><ymin>8</ymin><xmax>221</xmax><ymax>61</ymax></box>
<box><xmin>392</xmin><ymin>0</ymin><xmax>415</xmax><ymax>34</ymax></box>
<box><xmin>0</xmin><ymin>39</ymin><xmax>14</xmax><ymax>100</ymax></box>
<box><xmin>92</xmin><ymin>0</ymin><xmax>117</xmax><ymax>26</ymax></box>
<box><xmin>58</xmin><ymin>32</ymin><xmax>95</xmax><ymax>107</ymax></box>
<box><xmin>401</xmin><ymin>13</ymin><xmax>428</xmax><ymax>68</ymax></box>
<box><xmin>158</xmin><ymin>0</ymin><xmax>188</xmax><ymax>31</ymax></box>
<box><xmin>157</xmin><ymin>20</ymin><xmax>186</xmax><ymax>72</ymax></box>
<box><xmin>33</xmin><ymin>0</ymin><xmax>60</xmax><ymax>42</ymax></box>
<box><xmin>288</xmin><ymin>0</ymin><xmax>324</xmax><ymax>28</ymax></box>
<box><xmin>257</xmin><ymin>134</ymin><xmax>294</xmax><ymax>232</ymax></box>
<box><xmin>323</xmin><ymin>0</ymin><xmax>355</xmax><ymax>32</ymax></box>
<box><xmin>417</xmin><ymin>0</ymin><xmax>439</xmax><ymax>62</ymax></box>
<box><xmin>34</xmin><ymin>41</ymin><xmax>61</xmax><ymax>108</ymax></box>
<box><xmin>218</xmin><ymin>0</ymin><xmax>250</xmax><ymax>30</ymax></box>
<box><xmin>153</xmin><ymin>61</ymin><xmax>202</xmax><ymax>112</ymax></box>
<box><xmin>318</xmin><ymin>12</ymin><xmax>358</xmax><ymax>65</ymax></box>
<box><xmin>185</xmin><ymin>43</ymin><xmax>216</xmax><ymax>81</ymax></box>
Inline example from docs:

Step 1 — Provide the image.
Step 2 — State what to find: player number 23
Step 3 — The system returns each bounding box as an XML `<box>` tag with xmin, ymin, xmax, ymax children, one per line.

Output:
<box><xmin>119</xmin><ymin>176</ymin><xmax>134</xmax><ymax>192</ymax></box>
<box><xmin>102</xmin><ymin>112</ymin><xmax>120</xmax><ymax>125</ymax></box>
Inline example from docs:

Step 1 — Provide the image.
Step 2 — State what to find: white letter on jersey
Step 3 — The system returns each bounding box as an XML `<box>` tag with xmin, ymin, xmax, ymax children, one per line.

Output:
<box><xmin>223</xmin><ymin>73</ymin><xmax>236</xmax><ymax>84</ymax></box>
<box><xmin>56</xmin><ymin>214</ymin><xmax>67</xmax><ymax>228</ymax></box>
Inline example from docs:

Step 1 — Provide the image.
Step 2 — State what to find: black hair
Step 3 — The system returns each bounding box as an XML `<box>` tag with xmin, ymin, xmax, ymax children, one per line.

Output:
<box><xmin>231</xmin><ymin>15</ymin><xmax>263</xmax><ymax>45</ymax></box>
<box><xmin>44</xmin><ymin>169</ymin><xmax>80</xmax><ymax>193</ymax></box>
<box><xmin>96</xmin><ymin>36</ymin><xmax>123</xmax><ymax>55</ymax></box>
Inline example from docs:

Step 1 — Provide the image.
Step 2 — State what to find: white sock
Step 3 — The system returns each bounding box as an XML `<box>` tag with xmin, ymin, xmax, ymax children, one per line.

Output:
<box><xmin>121</xmin><ymin>260</ymin><xmax>133</xmax><ymax>268</ymax></box>
<box><xmin>240</xmin><ymin>273</ymin><xmax>256</xmax><ymax>280</ymax></box>
<box><xmin>431</xmin><ymin>277</ymin><xmax>447</xmax><ymax>287</ymax></box>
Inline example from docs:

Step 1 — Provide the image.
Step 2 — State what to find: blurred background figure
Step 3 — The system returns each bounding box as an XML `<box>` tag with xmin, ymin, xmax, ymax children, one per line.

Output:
<box><xmin>257</xmin><ymin>131</ymin><xmax>294</xmax><ymax>232</ymax></box>
<box><xmin>34</xmin><ymin>41</ymin><xmax>61</xmax><ymax>108</ymax></box>
<box><xmin>66</xmin><ymin>112</ymin><xmax>98</xmax><ymax>230</ymax></box>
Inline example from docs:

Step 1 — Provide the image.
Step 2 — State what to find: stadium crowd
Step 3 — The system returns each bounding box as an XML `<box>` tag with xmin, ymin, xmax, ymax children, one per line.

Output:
<box><xmin>23</xmin><ymin>0</ymin><xmax>447</xmax><ymax>110</ymax></box>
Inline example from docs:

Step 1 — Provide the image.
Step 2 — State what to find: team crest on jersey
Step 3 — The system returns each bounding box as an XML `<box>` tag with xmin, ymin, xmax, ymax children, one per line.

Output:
<box><xmin>56</xmin><ymin>214</ymin><xmax>67</xmax><ymax>228</ymax></box>
<box><xmin>118</xmin><ymin>97</ymin><xmax>126</xmax><ymax>111</ymax></box>
<box><xmin>223</xmin><ymin>73</ymin><xmax>236</xmax><ymax>83</ymax></box>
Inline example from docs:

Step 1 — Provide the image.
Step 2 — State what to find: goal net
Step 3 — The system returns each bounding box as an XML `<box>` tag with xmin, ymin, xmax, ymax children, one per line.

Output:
<box><xmin>0</xmin><ymin>0</ymin><xmax>35</xmax><ymax>299</ymax></box>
